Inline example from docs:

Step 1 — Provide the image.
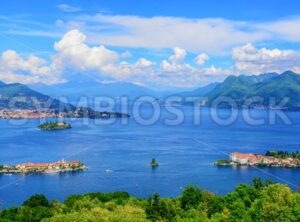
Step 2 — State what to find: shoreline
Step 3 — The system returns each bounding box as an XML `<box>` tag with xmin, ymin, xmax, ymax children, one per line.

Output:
<box><xmin>0</xmin><ymin>167</ymin><xmax>87</xmax><ymax>175</ymax></box>
<box><xmin>0</xmin><ymin>160</ymin><xmax>87</xmax><ymax>175</ymax></box>
<box><xmin>215</xmin><ymin>151</ymin><xmax>300</xmax><ymax>168</ymax></box>
<box><xmin>215</xmin><ymin>161</ymin><xmax>300</xmax><ymax>168</ymax></box>
<box><xmin>0</xmin><ymin>108</ymin><xmax>130</xmax><ymax>119</ymax></box>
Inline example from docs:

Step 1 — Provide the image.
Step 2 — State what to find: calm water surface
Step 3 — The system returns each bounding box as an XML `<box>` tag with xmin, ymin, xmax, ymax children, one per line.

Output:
<box><xmin>1</xmin><ymin>106</ymin><xmax>300</xmax><ymax>208</ymax></box>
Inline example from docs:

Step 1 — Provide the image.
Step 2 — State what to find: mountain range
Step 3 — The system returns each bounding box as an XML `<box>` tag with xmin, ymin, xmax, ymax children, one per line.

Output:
<box><xmin>204</xmin><ymin>71</ymin><xmax>300</xmax><ymax>109</ymax></box>
<box><xmin>0</xmin><ymin>82</ymin><xmax>128</xmax><ymax>117</ymax></box>
<box><xmin>1</xmin><ymin>70</ymin><xmax>300</xmax><ymax>110</ymax></box>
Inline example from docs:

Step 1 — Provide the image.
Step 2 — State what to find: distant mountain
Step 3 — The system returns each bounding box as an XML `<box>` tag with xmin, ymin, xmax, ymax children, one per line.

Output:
<box><xmin>248</xmin><ymin>72</ymin><xmax>279</xmax><ymax>83</ymax></box>
<box><xmin>0</xmin><ymin>83</ymin><xmax>73</xmax><ymax>110</ymax></box>
<box><xmin>29</xmin><ymin>81</ymin><xmax>156</xmax><ymax>102</ymax></box>
<box><xmin>0</xmin><ymin>82</ymin><xmax>129</xmax><ymax>118</ymax></box>
<box><xmin>205</xmin><ymin>71</ymin><xmax>300</xmax><ymax>109</ymax></box>
<box><xmin>4</xmin><ymin>71</ymin><xmax>300</xmax><ymax>111</ymax></box>
<box><xmin>176</xmin><ymin>82</ymin><xmax>219</xmax><ymax>98</ymax></box>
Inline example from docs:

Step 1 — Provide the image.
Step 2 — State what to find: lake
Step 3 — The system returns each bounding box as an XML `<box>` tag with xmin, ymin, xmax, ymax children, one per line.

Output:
<box><xmin>1</xmin><ymin>106</ymin><xmax>300</xmax><ymax>208</ymax></box>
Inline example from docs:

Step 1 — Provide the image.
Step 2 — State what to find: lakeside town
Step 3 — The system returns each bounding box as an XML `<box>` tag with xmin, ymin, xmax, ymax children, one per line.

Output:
<box><xmin>0</xmin><ymin>108</ymin><xmax>129</xmax><ymax>119</ymax></box>
<box><xmin>0</xmin><ymin>109</ymin><xmax>56</xmax><ymax>119</ymax></box>
<box><xmin>0</xmin><ymin>160</ymin><xmax>86</xmax><ymax>174</ymax></box>
<box><xmin>216</xmin><ymin>151</ymin><xmax>300</xmax><ymax>167</ymax></box>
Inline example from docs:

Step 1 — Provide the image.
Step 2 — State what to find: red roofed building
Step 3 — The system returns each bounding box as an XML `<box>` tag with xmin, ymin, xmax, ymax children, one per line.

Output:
<box><xmin>230</xmin><ymin>152</ymin><xmax>300</xmax><ymax>166</ymax></box>
<box><xmin>16</xmin><ymin>162</ymin><xmax>49</xmax><ymax>169</ymax></box>
<box><xmin>230</xmin><ymin>152</ymin><xmax>264</xmax><ymax>165</ymax></box>
<box><xmin>230</xmin><ymin>152</ymin><xmax>252</xmax><ymax>164</ymax></box>
<box><xmin>71</xmin><ymin>161</ymin><xmax>80</xmax><ymax>165</ymax></box>
<box><xmin>15</xmin><ymin>160</ymin><xmax>82</xmax><ymax>171</ymax></box>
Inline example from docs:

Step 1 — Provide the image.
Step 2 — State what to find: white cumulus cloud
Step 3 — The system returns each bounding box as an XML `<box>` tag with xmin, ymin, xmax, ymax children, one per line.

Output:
<box><xmin>135</xmin><ymin>58</ymin><xmax>154</xmax><ymax>68</ymax></box>
<box><xmin>52</xmin><ymin>29</ymin><xmax>119</xmax><ymax>73</ymax></box>
<box><xmin>0</xmin><ymin>50</ymin><xmax>62</xmax><ymax>84</ymax></box>
<box><xmin>232</xmin><ymin>43</ymin><xmax>300</xmax><ymax>74</ymax></box>
<box><xmin>169</xmin><ymin>47</ymin><xmax>187</xmax><ymax>63</ymax></box>
<box><xmin>2</xmin><ymin>29</ymin><xmax>300</xmax><ymax>89</ymax></box>
<box><xmin>195</xmin><ymin>53</ymin><xmax>209</xmax><ymax>65</ymax></box>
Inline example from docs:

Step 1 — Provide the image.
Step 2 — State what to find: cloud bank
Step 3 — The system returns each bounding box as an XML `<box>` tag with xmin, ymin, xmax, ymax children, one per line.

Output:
<box><xmin>53</xmin><ymin>14</ymin><xmax>300</xmax><ymax>55</ymax></box>
<box><xmin>0</xmin><ymin>30</ymin><xmax>300</xmax><ymax>88</ymax></box>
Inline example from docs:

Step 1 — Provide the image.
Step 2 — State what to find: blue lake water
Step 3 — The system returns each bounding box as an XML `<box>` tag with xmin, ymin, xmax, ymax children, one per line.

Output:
<box><xmin>1</xmin><ymin>106</ymin><xmax>300</xmax><ymax>208</ymax></box>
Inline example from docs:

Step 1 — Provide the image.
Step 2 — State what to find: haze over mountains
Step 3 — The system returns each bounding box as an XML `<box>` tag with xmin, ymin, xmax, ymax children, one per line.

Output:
<box><xmin>1</xmin><ymin>71</ymin><xmax>300</xmax><ymax>110</ymax></box>
<box><xmin>29</xmin><ymin>81</ymin><xmax>157</xmax><ymax>102</ymax></box>
<box><xmin>175</xmin><ymin>82</ymin><xmax>219</xmax><ymax>98</ymax></box>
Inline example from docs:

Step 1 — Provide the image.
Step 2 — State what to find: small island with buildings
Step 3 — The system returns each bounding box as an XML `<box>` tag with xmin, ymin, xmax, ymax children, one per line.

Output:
<box><xmin>0</xmin><ymin>160</ymin><xmax>86</xmax><ymax>174</ymax></box>
<box><xmin>38</xmin><ymin>121</ymin><xmax>71</xmax><ymax>131</ymax></box>
<box><xmin>216</xmin><ymin>150</ymin><xmax>300</xmax><ymax>168</ymax></box>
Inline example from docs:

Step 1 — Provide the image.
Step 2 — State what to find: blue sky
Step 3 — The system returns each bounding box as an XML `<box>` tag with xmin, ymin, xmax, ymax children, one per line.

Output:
<box><xmin>1</xmin><ymin>0</ymin><xmax>299</xmax><ymax>21</ymax></box>
<box><xmin>0</xmin><ymin>0</ymin><xmax>300</xmax><ymax>89</ymax></box>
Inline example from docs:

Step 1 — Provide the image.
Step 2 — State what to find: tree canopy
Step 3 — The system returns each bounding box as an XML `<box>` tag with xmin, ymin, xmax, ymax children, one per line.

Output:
<box><xmin>0</xmin><ymin>179</ymin><xmax>299</xmax><ymax>222</ymax></box>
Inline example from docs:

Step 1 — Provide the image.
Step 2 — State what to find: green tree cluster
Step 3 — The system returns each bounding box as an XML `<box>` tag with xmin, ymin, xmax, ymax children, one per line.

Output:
<box><xmin>38</xmin><ymin>122</ymin><xmax>71</xmax><ymax>131</ymax></box>
<box><xmin>265</xmin><ymin>150</ymin><xmax>300</xmax><ymax>159</ymax></box>
<box><xmin>0</xmin><ymin>178</ymin><xmax>299</xmax><ymax>222</ymax></box>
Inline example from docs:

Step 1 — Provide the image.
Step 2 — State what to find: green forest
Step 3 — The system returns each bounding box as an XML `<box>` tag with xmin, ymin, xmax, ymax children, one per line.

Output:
<box><xmin>38</xmin><ymin>122</ymin><xmax>71</xmax><ymax>131</ymax></box>
<box><xmin>0</xmin><ymin>178</ymin><xmax>299</xmax><ymax>222</ymax></box>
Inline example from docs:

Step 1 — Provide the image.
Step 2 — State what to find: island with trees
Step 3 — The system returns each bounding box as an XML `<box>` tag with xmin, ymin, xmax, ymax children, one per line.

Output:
<box><xmin>0</xmin><ymin>160</ymin><xmax>86</xmax><ymax>174</ymax></box>
<box><xmin>151</xmin><ymin>158</ymin><xmax>159</xmax><ymax>168</ymax></box>
<box><xmin>38</xmin><ymin>121</ymin><xmax>71</xmax><ymax>131</ymax></box>
<box><xmin>0</xmin><ymin>178</ymin><xmax>299</xmax><ymax>221</ymax></box>
<box><xmin>215</xmin><ymin>150</ymin><xmax>300</xmax><ymax>167</ymax></box>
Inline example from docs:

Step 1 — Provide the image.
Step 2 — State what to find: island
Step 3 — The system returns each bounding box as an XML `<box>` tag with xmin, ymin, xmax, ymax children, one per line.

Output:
<box><xmin>215</xmin><ymin>150</ymin><xmax>300</xmax><ymax>167</ymax></box>
<box><xmin>151</xmin><ymin>158</ymin><xmax>159</xmax><ymax>168</ymax></box>
<box><xmin>0</xmin><ymin>160</ymin><xmax>86</xmax><ymax>174</ymax></box>
<box><xmin>38</xmin><ymin>121</ymin><xmax>71</xmax><ymax>130</ymax></box>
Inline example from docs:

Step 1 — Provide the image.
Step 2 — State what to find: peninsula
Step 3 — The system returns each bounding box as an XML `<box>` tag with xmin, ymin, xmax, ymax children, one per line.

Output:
<box><xmin>38</xmin><ymin>121</ymin><xmax>71</xmax><ymax>130</ymax></box>
<box><xmin>0</xmin><ymin>160</ymin><xmax>86</xmax><ymax>174</ymax></box>
<box><xmin>215</xmin><ymin>151</ymin><xmax>300</xmax><ymax>167</ymax></box>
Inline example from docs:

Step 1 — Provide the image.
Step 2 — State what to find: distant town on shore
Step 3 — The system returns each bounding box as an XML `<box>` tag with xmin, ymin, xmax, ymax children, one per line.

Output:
<box><xmin>216</xmin><ymin>150</ymin><xmax>300</xmax><ymax>167</ymax></box>
<box><xmin>0</xmin><ymin>108</ymin><xmax>129</xmax><ymax>119</ymax></box>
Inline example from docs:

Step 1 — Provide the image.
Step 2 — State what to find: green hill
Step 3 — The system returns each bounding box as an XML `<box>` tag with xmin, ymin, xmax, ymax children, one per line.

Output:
<box><xmin>0</xmin><ymin>82</ymin><xmax>129</xmax><ymax>117</ymax></box>
<box><xmin>0</xmin><ymin>83</ymin><xmax>74</xmax><ymax>110</ymax></box>
<box><xmin>205</xmin><ymin>71</ymin><xmax>300</xmax><ymax>109</ymax></box>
